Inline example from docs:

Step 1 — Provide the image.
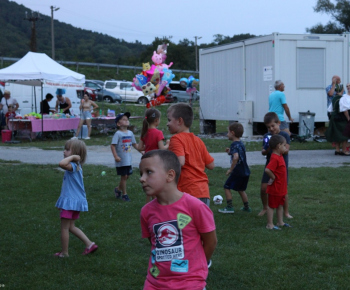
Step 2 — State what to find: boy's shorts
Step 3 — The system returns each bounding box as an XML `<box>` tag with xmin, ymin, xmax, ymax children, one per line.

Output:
<box><xmin>198</xmin><ymin>198</ymin><xmax>210</xmax><ymax>207</ymax></box>
<box><xmin>60</xmin><ymin>209</ymin><xmax>80</xmax><ymax>220</ymax></box>
<box><xmin>268</xmin><ymin>195</ymin><xmax>285</xmax><ymax>209</ymax></box>
<box><xmin>261</xmin><ymin>171</ymin><xmax>270</xmax><ymax>183</ymax></box>
<box><xmin>224</xmin><ymin>175</ymin><xmax>249</xmax><ymax>191</ymax></box>
<box><xmin>116</xmin><ymin>166</ymin><xmax>133</xmax><ymax>176</ymax></box>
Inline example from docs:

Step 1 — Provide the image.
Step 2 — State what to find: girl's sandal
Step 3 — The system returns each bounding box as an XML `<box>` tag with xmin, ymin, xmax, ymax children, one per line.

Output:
<box><xmin>54</xmin><ymin>252</ymin><xmax>68</xmax><ymax>258</ymax></box>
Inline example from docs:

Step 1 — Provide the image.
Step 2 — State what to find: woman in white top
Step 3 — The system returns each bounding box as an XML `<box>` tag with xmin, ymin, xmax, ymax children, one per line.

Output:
<box><xmin>340</xmin><ymin>83</ymin><xmax>350</xmax><ymax>138</ymax></box>
<box><xmin>73</xmin><ymin>93</ymin><xmax>98</xmax><ymax>140</ymax></box>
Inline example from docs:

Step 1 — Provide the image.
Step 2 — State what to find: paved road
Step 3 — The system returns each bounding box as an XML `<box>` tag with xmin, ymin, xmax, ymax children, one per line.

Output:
<box><xmin>0</xmin><ymin>146</ymin><xmax>347</xmax><ymax>168</ymax></box>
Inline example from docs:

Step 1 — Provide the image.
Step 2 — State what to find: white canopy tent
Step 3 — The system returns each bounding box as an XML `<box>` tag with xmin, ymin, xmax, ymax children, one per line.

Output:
<box><xmin>0</xmin><ymin>51</ymin><xmax>85</xmax><ymax>136</ymax></box>
<box><xmin>0</xmin><ymin>51</ymin><xmax>85</xmax><ymax>86</ymax></box>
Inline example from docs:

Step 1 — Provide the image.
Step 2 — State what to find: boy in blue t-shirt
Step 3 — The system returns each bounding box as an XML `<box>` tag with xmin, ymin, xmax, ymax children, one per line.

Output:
<box><xmin>258</xmin><ymin>112</ymin><xmax>292</xmax><ymax>218</ymax></box>
<box><xmin>110</xmin><ymin>112</ymin><xmax>141</xmax><ymax>201</ymax></box>
<box><xmin>219</xmin><ymin>123</ymin><xmax>251</xmax><ymax>214</ymax></box>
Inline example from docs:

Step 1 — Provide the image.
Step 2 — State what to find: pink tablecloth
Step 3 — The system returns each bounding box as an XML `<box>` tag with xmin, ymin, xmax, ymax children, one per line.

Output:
<box><xmin>31</xmin><ymin>118</ymin><xmax>80</xmax><ymax>132</ymax></box>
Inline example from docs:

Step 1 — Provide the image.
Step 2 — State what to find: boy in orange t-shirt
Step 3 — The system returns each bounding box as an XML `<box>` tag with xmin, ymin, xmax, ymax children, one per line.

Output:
<box><xmin>167</xmin><ymin>103</ymin><xmax>215</xmax><ymax>206</ymax></box>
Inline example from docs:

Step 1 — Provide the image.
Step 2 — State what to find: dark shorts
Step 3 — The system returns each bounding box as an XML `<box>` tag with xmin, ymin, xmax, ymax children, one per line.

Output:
<box><xmin>116</xmin><ymin>166</ymin><xmax>133</xmax><ymax>176</ymax></box>
<box><xmin>224</xmin><ymin>175</ymin><xmax>249</xmax><ymax>191</ymax></box>
<box><xmin>60</xmin><ymin>209</ymin><xmax>80</xmax><ymax>220</ymax></box>
<box><xmin>261</xmin><ymin>171</ymin><xmax>270</xmax><ymax>183</ymax></box>
<box><xmin>268</xmin><ymin>195</ymin><xmax>285</xmax><ymax>209</ymax></box>
<box><xmin>198</xmin><ymin>198</ymin><xmax>210</xmax><ymax>207</ymax></box>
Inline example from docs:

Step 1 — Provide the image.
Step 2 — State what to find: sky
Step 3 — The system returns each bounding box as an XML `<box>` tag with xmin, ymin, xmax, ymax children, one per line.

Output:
<box><xmin>12</xmin><ymin>0</ymin><xmax>333</xmax><ymax>45</ymax></box>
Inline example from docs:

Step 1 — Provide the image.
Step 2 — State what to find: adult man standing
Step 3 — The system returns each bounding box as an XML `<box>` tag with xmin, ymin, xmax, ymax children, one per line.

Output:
<box><xmin>54</xmin><ymin>88</ymin><xmax>72</xmax><ymax>115</ymax></box>
<box><xmin>269</xmin><ymin>80</ymin><xmax>294</xmax><ymax>135</ymax></box>
<box><xmin>326</xmin><ymin>75</ymin><xmax>343</xmax><ymax>119</ymax></box>
<box><xmin>0</xmin><ymin>90</ymin><xmax>19</xmax><ymax>127</ymax></box>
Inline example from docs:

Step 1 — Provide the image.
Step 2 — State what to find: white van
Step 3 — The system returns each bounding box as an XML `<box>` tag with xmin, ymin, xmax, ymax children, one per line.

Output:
<box><xmin>4</xmin><ymin>83</ymin><xmax>83</xmax><ymax>116</ymax></box>
<box><xmin>104</xmin><ymin>80</ymin><xmax>150</xmax><ymax>104</ymax></box>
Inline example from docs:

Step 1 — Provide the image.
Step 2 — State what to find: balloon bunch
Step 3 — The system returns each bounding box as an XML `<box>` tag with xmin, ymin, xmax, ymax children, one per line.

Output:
<box><xmin>132</xmin><ymin>43</ymin><xmax>175</xmax><ymax>108</ymax></box>
<box><xmin>180</xmin><ymin>76</ymin><xmax>199</xmax><ymax>95</ymax></box>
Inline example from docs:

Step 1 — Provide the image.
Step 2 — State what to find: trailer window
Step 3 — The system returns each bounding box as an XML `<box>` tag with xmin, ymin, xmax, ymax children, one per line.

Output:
<box><xmin>297</xmin><ymin>48</ymin><xmax>325</xmax><ymax>89</ymax></box>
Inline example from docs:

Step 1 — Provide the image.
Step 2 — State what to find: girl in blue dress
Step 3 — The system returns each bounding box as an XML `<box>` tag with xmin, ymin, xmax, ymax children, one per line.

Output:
<box><xmin>54</xmin><ymin>139</ymin><xmax>98</xmax><ymax>257</ymax></box>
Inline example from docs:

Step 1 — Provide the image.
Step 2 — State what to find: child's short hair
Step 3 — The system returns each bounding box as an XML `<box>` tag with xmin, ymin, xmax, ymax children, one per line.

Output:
<box><xmin>141</xmin><ymin>150</ymin><xmax>181</xmax><ymax>183</ymax></box>
<box><xmin>268</xmin><ymin>135</ymin><xmax>286</xmax><ymax>150</ymax></box>
<box><xmin>64</xmin><ymin>139</ymin><xmax>87</xmax><ymax>164</ymax></box>
<box><xmin>264</xmin><ymin>112</ymin><xmax>280</xmax><ymax>125</ymax></box>
<box><xmin>167</xmin><ymin>103</ymin><xmax>193</xmax><ymax>128</ymax></box>
<box><xmin>7</xmin><ymin>104</ymin><xmax>13</xmax><ymax>108</ymax></box>
<box><xmin>229</xmin><ymin>122</ymin><xmax>243</xmax><ymax>138</ymax></box>
<box><xmin>141</xmin><ymin>108</ymin><xmax>161</xmax><ymax>138</ymax></box>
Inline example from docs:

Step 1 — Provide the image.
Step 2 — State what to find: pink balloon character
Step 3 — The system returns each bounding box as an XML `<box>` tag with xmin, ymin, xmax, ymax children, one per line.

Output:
<box><xmin>146</xmin><ymin>65</ymin><xmax>164</xmax><ymax>84</ymax></box>
<box><xmin>152</xmin><ymin>51</ymin><xmax>173</xmax><ymax>72</ymax></box>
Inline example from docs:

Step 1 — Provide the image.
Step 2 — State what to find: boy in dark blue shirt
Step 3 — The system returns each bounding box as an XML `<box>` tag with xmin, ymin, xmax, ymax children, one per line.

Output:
<box><xmin>219</xmin><ymin>123</ymin><xmax>251</xmax><ymax>214</ymax></box>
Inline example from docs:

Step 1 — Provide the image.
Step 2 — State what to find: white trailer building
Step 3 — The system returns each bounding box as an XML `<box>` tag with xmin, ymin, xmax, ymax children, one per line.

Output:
<box><xmin>199</xmin><ymin>33</ymin><xmax>350</xmax><ymax>136</ymax></box>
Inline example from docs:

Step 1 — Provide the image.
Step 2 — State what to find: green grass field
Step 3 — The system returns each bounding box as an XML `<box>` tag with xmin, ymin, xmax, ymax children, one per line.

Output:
<box><xmin>1</xmin><ymin>160</ymin><xmax>349</xmax><ymax>289</ymax></box>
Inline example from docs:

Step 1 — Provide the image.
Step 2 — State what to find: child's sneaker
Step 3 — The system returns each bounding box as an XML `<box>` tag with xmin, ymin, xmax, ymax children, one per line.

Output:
<box><xmin>218</xmin><ymin>207</ymin><xmax>234</xmax><ymax>213</ymax></box>
<box><xmin>122</xmin><ymin>194</ymin><xmax>131</xmax><ymax>202</ymax></box>
<box><xmin>114</xmin><ymin>187</ymin><xmax>122</xmax><ymax>199</ymax></box>
<box><xmin>241</xmin><ymin>206</ymin><xmax>252</xmax><ymax>213</ymax></box>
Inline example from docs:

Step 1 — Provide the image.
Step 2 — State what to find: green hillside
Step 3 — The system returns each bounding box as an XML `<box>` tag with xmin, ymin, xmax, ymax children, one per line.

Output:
<box><xmin>0</xmin><ymin>0</ymin><xmax>256</xmax><ymax>71</ymax></box>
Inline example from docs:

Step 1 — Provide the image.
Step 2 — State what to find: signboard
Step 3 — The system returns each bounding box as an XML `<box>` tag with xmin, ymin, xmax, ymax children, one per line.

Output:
<box><xmin>263</xmin><ymin>66</ymin><xmax>273</xmax><ymax>81</ymax></box>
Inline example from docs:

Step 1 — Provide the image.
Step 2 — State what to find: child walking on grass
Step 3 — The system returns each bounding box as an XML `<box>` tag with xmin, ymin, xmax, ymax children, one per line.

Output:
<box><xmin>111</xmin><ymin>112</ymin><xmax>141</xmax><ymax>202</ymax></box>
<box><xmin>55</xmin><ymin>139</ymin><xmax>98</xmax><ymax>257</ymax></box>
<box><xmin>139</xmin><ymin>150</ymin><xmax>217</xmax><ymax>289</ymax></box>
<box><xmin>264</xmin><ymin>135</ymin><xmax>292</xmax><ymax>230</ymax></box>
<box><xmin>139</xmin><ymin>108</ymin><xmax>169</xmax><ymax>203</ymax></box>
<box><xmin>219</xmin><ymin>122</ymin><xmax>251</xmax><ymax>214</ymax></box>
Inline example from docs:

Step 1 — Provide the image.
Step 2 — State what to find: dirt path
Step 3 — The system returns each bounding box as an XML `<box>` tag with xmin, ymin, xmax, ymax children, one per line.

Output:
<box><xmin>0</xmin><ymin>146</ymin><xmax>347</xmax><ymax>168</ymax></box>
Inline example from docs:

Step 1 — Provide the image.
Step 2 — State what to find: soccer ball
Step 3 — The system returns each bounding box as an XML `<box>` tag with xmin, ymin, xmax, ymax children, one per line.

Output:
<box><xmin>213</xmin><ymin>195</ymin><xmax>223</xmax><ymax>205</ymax></box>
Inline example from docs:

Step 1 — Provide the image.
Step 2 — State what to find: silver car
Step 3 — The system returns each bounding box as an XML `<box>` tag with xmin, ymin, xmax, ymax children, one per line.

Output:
<box><xmin>167</xmin><ymin>81</ymin><xmax>199</xmax><ymax>103</ymax></box>
<box><xmin>86</xmin><ymin>80</ymin><xmax>122</xmax><ymax>103</ymax></box>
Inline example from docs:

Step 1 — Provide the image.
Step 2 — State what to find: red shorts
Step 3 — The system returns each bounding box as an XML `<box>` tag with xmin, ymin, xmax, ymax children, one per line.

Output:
<box><xmin>60</xmin><ymin>209</ymin><xmax>80</xmax><ymax>220</ymax></box>
<box><xmin>268</xmin><ymin>195</ymin><xmax>285</xmax><ymax>209</ymax></box>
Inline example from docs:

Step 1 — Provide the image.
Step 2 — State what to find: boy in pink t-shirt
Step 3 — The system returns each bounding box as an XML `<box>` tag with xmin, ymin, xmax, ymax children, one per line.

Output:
<box><xmin>140</xmin><ymin>150</ymin><xmax>217</xmax><ymax>290</ymax></box>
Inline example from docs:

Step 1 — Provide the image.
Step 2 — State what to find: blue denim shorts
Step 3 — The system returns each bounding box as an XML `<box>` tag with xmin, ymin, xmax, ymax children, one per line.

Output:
<box><xmin>81</xmin><ymin>111</ymin><xmax>92</xmax><ymax>120</ymax></box>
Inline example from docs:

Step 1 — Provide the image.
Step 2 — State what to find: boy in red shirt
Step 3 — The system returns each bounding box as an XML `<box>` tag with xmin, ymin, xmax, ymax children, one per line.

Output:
<box><xmin>264</xmin><ymin>135</ymin><xmax>292</xmax><ymax>230</ymax></box>
<box><xmin>167</xmin><ymin>103</ymin><xmax>215</xmax><ymax>206</ymax></box>
<box><xmin>140</xmin><ymin>150</ymin><xmax>217</xmax><ymax>290</ymax></box>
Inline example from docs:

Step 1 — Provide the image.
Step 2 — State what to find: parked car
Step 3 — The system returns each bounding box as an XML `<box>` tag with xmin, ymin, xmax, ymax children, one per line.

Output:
<box><xmin>104</xmin><ymin>80</ymin><xmax>150</xmax><ymax>104</ymax></box>
<box><xmin>166</xmin><ymin>81</ymin><xmax>200</xmax><ymax>103</ymax></box>
<box><xmin>85</xmin><ymin>80</ymin><xmax>122</xmax><ymax>103</ymax></box>
<box><xmin>84</xmin><ymin>87</ymin><xmax>97</xmax><ymax>101</ymax></box>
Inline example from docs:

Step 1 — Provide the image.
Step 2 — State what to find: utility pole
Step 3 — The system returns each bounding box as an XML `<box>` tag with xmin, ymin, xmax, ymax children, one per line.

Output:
<box><xmin>24</xmin><ymin>11</ymin><xmax>42</xmax><ymax>52</ymax></box>
<box><xmin>194</xmin><ymin>36</ymin><xmax>202</xmax><ymax>72</ymax></box>
<box><xmin>51</xmin><ymin>6</ymin><xmax>60</xmax><ymax>60</ymax></box>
